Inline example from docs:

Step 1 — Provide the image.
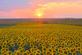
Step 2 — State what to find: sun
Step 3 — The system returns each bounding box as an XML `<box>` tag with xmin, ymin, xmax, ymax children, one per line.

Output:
<box><xmin>36</xmin><ymin>12</ymin><xmax>43</xmax><ymax>18</ymax></box>
<box><xmin>35</xmin><ymin>10</ymin><xmax>44</xmax><ymax>18</ymax></box>
<box><xmin>34</xmin><ymin>7</ymin><xmax>45</xmax><ymax>18</ymax></box>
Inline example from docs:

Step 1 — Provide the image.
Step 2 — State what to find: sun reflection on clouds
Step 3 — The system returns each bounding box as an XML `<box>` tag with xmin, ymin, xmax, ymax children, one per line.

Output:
<box><xmin>33</xmin><ymin>2</ymin><xmax>82</xmax><ymax>18</ymax></box>
<box><xmin>0</xmin><ymin>1</ymin><xmax>82</xmax><ymax>18</ymax></box>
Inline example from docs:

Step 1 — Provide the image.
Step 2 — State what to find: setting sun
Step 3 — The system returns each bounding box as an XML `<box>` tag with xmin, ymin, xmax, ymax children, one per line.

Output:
<box><xmin>34</xmin><ymin>5</ymin><xmax>46</xmax><ymax>18</ymax></box>
<box><xmin>35</xmin><ymin>10</ymin><xmax>44</xmax><ymax>18</ymax></box>
<box><xmin>36</xmin><ymin>12</ymin><xmax>43</xmax><ymax>18</ymax></box>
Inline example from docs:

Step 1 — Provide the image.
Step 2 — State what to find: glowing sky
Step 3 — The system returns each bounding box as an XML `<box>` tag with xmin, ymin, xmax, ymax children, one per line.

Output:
<box><xmin>0</xmin><ymin>0</ymin><xmax>82</xmax><ymax>18</ymax></box>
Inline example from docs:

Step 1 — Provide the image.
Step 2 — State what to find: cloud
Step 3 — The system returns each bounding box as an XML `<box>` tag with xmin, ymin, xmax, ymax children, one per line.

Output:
<box><xmin>0</xmin><ymin>2</ymin><xmax>82</xmax><ymax>18</ymax></box>
<box><xmin>34</xmin><ymin>2</ymin><xmax>82</xmax><ymax>18</ymax></box>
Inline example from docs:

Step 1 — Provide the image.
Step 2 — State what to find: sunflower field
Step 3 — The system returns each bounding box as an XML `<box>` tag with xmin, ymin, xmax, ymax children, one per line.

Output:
<box><xmin>0</xmin><ymin>24</ymin><xmax>82</xmax><ymax>55</ymax></box>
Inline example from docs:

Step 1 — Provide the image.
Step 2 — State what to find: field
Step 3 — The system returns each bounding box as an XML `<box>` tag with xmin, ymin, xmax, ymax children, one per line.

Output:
<box><xmin>0</xmin><ymin>21</ymin><xmax>82</xmax><ymax>55</ymax></box>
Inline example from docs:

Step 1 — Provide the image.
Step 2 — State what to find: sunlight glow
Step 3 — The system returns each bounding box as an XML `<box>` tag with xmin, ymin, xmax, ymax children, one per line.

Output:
<box><xmin>34</xmin><ymin>2</ymin><xmax>81</xmax><ymax>18</ymax></box>
<box><xmin>34</xmin><ymin>8</ymin><xmax>44</xmax><ymax>18</ymax></box>
<box><xmin>37</xmin><ymin>13</ymin><xmax>43</xmax><ymax>17</ymax></box>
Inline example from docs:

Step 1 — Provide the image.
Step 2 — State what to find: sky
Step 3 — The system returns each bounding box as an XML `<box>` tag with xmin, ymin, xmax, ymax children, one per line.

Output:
<box><xmin>0</xmin><ymin>0</ymin><xmax>82</xmax><ymax>18</ymax></box>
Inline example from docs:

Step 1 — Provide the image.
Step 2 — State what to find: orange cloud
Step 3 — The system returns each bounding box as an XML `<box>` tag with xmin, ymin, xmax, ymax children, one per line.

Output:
<box><xmin>0</xmin><ymin>8</ymin><xmax>35</xmax><ymax>18</ymax></box>
<box><xmin>10</xmin><ymin>9</ymin><xmax>33</xmax><ymax>18</ymax></box>
<box><xmin>0</xmin><ymin>2</ymin><xmax>82</xmax><ymax>18</ymax></box>
<box><xmin>34</xmin><ymin>2</ymin><xmax>82</xmax><ymax>18</ymax></box>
